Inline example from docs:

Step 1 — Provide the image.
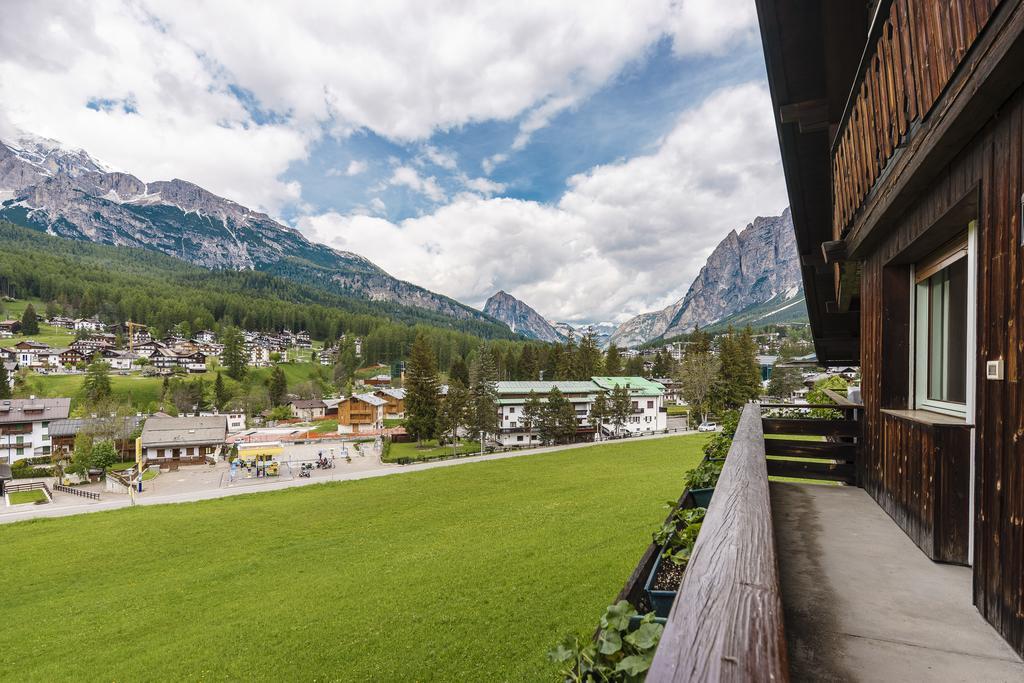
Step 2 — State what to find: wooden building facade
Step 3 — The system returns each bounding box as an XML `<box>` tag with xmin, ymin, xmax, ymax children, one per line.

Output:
<box><xmin>758</xmin><ymin>0</ymin><xmax>1024</xmax><ymax>656</ymax></box>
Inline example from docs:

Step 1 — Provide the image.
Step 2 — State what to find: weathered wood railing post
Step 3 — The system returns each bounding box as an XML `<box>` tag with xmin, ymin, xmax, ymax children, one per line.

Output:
<box><xmin>647</xmin><ymin>402</ymin><xmax>788</xmax><ymax>682</ymax></box>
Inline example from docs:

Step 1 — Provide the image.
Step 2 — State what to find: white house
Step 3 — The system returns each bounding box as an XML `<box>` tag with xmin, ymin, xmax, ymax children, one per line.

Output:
<box><xmin>140</xmin><ymin>415</ymin><xmax>227</xmax><ymax>466</ymax></box>
<box><xmin>0</xmin><ymin>397</ymin><xmax>71</xmax><ymax>463</ymax></box>
<box><xmin>494</xmin><ymin>380</ymin><xmax>601</xmax><ymax>447</ymax></box>
<box><xmin>591</xmin><ymin>376</ymin><xmax>668</xmax><ymax>436</ymax></box>
<box><xmin>73</xmin><ymin>317</ymin><xmax>106</xmax><ymax>333</ymax></box>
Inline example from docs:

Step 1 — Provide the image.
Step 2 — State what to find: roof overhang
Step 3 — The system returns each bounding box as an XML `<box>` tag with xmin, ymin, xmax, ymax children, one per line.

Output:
<box><xmin>755</xmin><ymin>0</ymin><xmax>868</xmax><ymax>366</ymax></box>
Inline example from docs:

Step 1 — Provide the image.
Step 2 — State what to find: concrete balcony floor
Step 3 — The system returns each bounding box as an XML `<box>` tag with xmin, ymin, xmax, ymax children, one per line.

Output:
<box><xmin>771</xmin><ymin>482</ymin><xmax>1024</xmax><ymax>682</ymax></box>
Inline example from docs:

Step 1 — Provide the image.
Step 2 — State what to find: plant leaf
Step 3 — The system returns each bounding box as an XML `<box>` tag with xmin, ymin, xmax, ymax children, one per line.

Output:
<box><xmin>624</xmin><ymin>622</ymin><xmax>663</xmax><ymax>650</ymax></box>
<box><xmin>615</xmin><ymin>652</ymin><xmax>654</xmax><ymax>676</ymax></box>
<box><xmin>597</xmin><ymin>628</ymin><xmax>622</xmax><ymax>655</ymax></box>
<box><xmin>547</xmin><ymin>636</ymin><xmax>579</xmax><ymax>663</ymax></box>
<box><xmin>600</xmin><ymin>600</ymin><xmax>637</xmax><ymax>631</ymax></box>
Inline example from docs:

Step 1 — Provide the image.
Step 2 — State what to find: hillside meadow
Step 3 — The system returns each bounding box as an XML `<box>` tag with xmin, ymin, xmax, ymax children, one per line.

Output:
<box><xmin>0</xmin><ymin>434</ymin><xmax>708</xmax><ymax>680</ymax></box>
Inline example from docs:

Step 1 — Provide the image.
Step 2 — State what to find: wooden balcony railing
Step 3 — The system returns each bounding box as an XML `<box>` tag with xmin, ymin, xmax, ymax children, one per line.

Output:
<box><xmin>831</xmin><ymin>0</ymin><xmax>1000</xmax><ymax>238</ymax></box>
<box><xmin>647</xmin><ymin>403</ymin><xmax>788</xmax><ymax>681</ymax></box>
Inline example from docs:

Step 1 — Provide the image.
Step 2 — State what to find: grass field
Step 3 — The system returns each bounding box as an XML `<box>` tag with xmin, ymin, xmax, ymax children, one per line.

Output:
<box><xmin>385</xmin><ymin>438</ymin><xmax>482</xmax><ymax>462</ymax></box>
<box><xmin>7</xmin><ymin>490</ymin><xmax>48</xmax><ymax>505</ymax></box>
<box><xmin>0</xmin><ymin>298</ymin><xmax>76</xmax><ymax>349</ymax></box>
<box><xmin>0</xmin><ymin>434</ymin><xmax>707</xmax><ymax>680</ymax></box>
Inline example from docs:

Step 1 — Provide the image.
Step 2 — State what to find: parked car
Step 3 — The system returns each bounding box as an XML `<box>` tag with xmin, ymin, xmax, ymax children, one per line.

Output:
<box><xmin>697</xmin><ymin>422</ymin><xmax>718</xmax><ymax>432</ymax></box>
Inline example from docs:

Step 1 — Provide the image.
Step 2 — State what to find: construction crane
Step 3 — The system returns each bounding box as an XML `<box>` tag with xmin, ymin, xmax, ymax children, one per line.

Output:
<box><xmin>125</xmin><ymin>321</ymin><xmax>147</xmax><ymax>354</ymax></box>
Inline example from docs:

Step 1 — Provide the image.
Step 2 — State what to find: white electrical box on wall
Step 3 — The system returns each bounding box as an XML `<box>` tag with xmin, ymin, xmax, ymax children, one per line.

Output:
<box><xmin>986</xmin><ymin>359</ymin><xmax>1005</xmax><ymax>381</ymax></box>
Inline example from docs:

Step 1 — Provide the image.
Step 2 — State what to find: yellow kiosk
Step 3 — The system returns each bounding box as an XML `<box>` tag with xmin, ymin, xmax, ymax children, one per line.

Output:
<box><xmin>235</xmin><ymin>441</ymin><xmax>283</xmax><ymax>478</ymax></box>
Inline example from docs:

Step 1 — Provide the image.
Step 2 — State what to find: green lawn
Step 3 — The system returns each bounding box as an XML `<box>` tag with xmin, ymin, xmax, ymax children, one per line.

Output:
<box><xmin>311</xmin><ymin>419</ymin><xmax>338</xmax><ymax>433</ymax></box>
<box><xmin>141</xmin><ymin>468</ymin><xmax>158</xmax><ymax>481</ymax></box>
<box><xmin>383</xmin><ymin>417</ymin><xmax>405</xmax><ymax>428</ymax></box>
<box><xmin>0</xmin><ymin>299</ymin><xmax>77</xmax><ymax>348</ymax></box>
<box><xmin>666</xmin><ymin>404</ymin><xmax>688</xmax><ymax>416</ymax></box>
<box><xmin>7</xmin><ymin>490</ymin><xmax>48</xmax><ymax>505</ymax></box>
<box><xmin>385</xmin><ymin>438</ymin><xmax>482</xmax><ymax>462</ymax></box>
<box><xmin>0</xmin><ymin>434</ymin><xmax>707</xmax><ymax>680</ymax></box>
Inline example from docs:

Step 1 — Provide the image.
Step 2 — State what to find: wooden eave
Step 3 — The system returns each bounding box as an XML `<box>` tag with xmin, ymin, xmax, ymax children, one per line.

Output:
<box><xmin>755</xmin><ymin>0</ymin><xmax>868</xmax><ymax>366</ymax></box>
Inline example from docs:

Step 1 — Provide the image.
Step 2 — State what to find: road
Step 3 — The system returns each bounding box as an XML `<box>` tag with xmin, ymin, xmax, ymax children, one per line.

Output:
<box><xmin>0</xmin><ymin>430</ymin><xmax>697</xmax><ymax>525</ymax></box>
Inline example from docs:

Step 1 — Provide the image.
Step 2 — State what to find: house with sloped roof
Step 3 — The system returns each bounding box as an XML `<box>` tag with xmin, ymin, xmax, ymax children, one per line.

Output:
<box><xmin>337</xmin><ymin>393</ymin><xmax>386</xmax><ymax>434</ymax></box>
<box><xmin>373</xmin><ymin>387</ymin><xmax>406</xmax><ymax>418</ymax></box>
<box><xmin>140</xmin><ymin>415</ymin><xmax>227</xmax><ymax>467</ymax></box>
<box><xmin>0</xmin><ymin>397</ymin><xmax>71</xmax><ymax>462</ymax></box>
<box><xmin>287</xmin><ymin>399</ymin><xmax>327</xmax><ymax>421</ymax></box>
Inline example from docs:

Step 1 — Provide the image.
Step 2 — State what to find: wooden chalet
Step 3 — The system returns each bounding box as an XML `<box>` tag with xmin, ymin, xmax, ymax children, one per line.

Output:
<box><xmin>636</xmin><ymin>2</ymin><xmax>1024</xmax><ymax>679</ymax></box>
<box><xmin>373</xmin><ymin>387</ymin><xmax>406</xmax><ymax>418</ymax></box>
<box><xmin>337</xmin><ymin>393</ymin><xmax>386</xmax><ymax>434</ymax></box>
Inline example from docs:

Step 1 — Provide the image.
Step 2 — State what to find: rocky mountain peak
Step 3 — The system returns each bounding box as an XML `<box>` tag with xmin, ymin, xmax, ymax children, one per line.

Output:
<box><xmin>483</xmin><ymin>291</ymin><xmax>565</xmax><ymax>343</ymax></box>
<box><xmin>608</xmin><ymin>208</ymin><xmax>803</xmax><ymax>348</ymax></box>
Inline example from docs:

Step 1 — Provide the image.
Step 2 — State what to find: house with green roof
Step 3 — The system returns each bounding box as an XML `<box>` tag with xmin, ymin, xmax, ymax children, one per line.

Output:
<box><xmin>590</xmin><ymin>377</ymin><xmax>668</xmax><ymax>434</ymax></box>
<box><xmin>494</xmin><ymin>376</ymin><xmax>667</xmax><ymax>446</ymax></box>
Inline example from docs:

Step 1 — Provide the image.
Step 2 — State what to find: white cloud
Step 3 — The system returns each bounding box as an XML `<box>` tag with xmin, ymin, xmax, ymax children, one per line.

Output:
<box><xmin>419</xmin><ymin>145</ymin><xmax>458</xmax><ymax>170</ymax></box>
<box><xmin>0</xmin><ymin>1</ymin><xmax>758</xmax><ymax>214</ymax></box>
<box><xmin>301</xmin><ymin>82</ymin><xmax>786</xmax><ymax>322</ymax></box>
<box><xmin>388</xmin><ymin>166</ymin><xmax>446</xmax><ymax>203</ymax></box>
<box><xmin>345</xmin><ymin>159</ymin><xmax>368</xmax><ymax>176</ymax></box>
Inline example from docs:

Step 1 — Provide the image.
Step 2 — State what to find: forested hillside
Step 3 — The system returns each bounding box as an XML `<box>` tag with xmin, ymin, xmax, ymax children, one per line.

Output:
<box><xmin>0</xmin><ymin>221</ymin><xmax>521</xmax><ymax>370</ymax></box>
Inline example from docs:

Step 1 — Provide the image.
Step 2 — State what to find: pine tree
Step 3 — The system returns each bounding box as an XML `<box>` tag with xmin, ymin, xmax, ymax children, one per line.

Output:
<box><xmin>468</xmin><ymin>345</ymin><xmax>500</xmax><ymax>445</ymax></box>
<box><xmin>518</xmin><ymin>345</ymin><xmax>539</xmax><ymax>381</ymax></box>
<box><xmin>608</xmin><ymin>384</ymin><xmax>633</xmax><ymax>436</ymax></box>
<box><xmin>214</xmin><ymin>371</ymin><xmax>231</xmax><ymax>410</ymax></box>
<box><xmin>21</xmin><ymin>303</ymin><xmax>39</xmax><ymax>336</ymax></box>
<box><xmin>268</xmin><ymin>365</ymin><xmax>288</xmax><ymax>406</ymax></box>
<box><xmin>576</xmin><ymin>328</ymin><xmax>603</xmax><ymax>379</ymax></box>
<box><xmin>221</xmin><ymin>326</ymin><xmax>247</xmax><ymax>380</ymax></box>
<box><xmin>717</xmin><ymin>326</ymin><xmax>761</xmax><ymax>409</ymax></box>
<box><xmin>82</xmin><ymin>358</ymin><xmax>112</xmax><ymax>404</ymax></box>
<box><xmin>557</xmin><ymin>330</ymin><xmax>577</xmax><ymax>379</ymax></box>
<box><xmin>688</xmin><ymin>325</ymin><xmax>711</xmax><ymax>355</ymax></box>
<box><xmin>604</xmin><ymin>345</ymin><xmax>623</xmax><ymax>376</ymax></box>
<box><xmin>436</xmin><ymin>379</ymin><xmax>469</xmax><ymax>451</ymax></box>
<box><xmin>624</xmin><ymin>355</ymin><xmax>645</xmax><ymax>376</ymax></box>
<box><xmin>448</xmin><ymin>356</ymin><xmax>470</xmax><ymax>385</ymax></box>
<box><xmin>0</xmin><ymin>362</ymin><xmax>10</xmax><ymax>399</ymax></box>
<box><xmin>539</xmin><ymin>387</ymin><xmax>578</xmax><ymax>444</ymax></box>
<box><xmin>405</xmin><ymin>333</ymin><xmax>441</xmax><ymax>443</ymax></box>
<box><xmin>522</xmin><ymin>390</ymin><xmax>544</xmax><ymax>439</ymax></box>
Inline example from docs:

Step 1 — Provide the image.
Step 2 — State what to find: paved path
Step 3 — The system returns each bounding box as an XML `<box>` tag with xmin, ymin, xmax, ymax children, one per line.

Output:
<box><xmin>1</xmin><ymin>430</ymin><xmax>695</xmax><ymax>524</ymax></box>
<box><xmin>771</xmin><ymin>482</ymin><xmax>1024</xmax><ymax>682</ymax></box>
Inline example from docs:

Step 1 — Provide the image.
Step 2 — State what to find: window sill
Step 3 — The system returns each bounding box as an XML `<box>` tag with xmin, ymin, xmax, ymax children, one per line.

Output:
<box><xmin>881</xmin><ymin>408</ymin><xmax>973</xmax><ymax>428</ymax></box>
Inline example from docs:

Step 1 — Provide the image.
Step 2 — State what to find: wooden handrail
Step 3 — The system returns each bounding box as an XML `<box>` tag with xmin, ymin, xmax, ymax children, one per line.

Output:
<box><xmin>648</xmin><ymin>403</ymin><xmax>788</xmax><ymax>681</ymax></box>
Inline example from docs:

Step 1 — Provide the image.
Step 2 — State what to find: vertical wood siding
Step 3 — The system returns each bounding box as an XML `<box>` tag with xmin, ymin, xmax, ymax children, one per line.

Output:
<box><xmin>832</xmin><ymin>0</ymin><xmax>1001</xmax><ymax>239</ymax></box>
<box><xmin>859</xmin><ymin>84</ymin><xmax>1024</xmax><ymax>654</ymax></box>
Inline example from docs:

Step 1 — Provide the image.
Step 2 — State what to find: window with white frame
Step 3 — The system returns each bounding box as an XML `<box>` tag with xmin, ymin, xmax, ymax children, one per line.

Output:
<box><xmin>913</xmin><ymin>231</ymin><xmax>970</xmax><ymax>416</ymax></box>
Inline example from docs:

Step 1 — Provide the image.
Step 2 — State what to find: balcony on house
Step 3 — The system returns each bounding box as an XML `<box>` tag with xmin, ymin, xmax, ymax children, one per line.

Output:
<box><xmin>638</xmin><ymin>403</ymin><xmax>1023</xmax><ymax>680</ymax></box>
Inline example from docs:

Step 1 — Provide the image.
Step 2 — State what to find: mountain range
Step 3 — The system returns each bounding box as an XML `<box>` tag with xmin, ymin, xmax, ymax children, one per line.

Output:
<box><xmin>0</xmin><ymin>133</ymin><xmax>489</xmax><ymax>323</ymax></box>
<box><xmin>608</xmin><ymin>208</ymin><xmax>804</xmax><ymax>347</ymax></box>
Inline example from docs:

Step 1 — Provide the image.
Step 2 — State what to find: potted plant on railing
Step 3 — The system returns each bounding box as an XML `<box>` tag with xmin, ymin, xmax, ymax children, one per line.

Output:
<box><xmin>549</xmin><ymin>600</ymin><xmax>665</xmax><ymax>681</ymax></box>
<box><xmin>685</xmin><ymin>460</ymin><xmax>722</xmax><ymax>507</ymax></box>
<box><xmin>644</xmin><ymin>506</ymin><xmax>706</xmax><ymax>618</ymax></box>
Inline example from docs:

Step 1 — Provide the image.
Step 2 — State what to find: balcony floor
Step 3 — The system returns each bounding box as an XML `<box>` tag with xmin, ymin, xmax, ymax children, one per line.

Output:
<box><xmin>770</xmin><ymin>482</ymin><xmax>1024</xmax><ymax>682</ymax></box>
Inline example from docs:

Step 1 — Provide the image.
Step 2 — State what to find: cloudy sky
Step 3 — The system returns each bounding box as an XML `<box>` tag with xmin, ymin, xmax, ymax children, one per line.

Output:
<box><xmin>0</xmin><ymin>0</ymin><xmax>788</xmax><ymax>324</ymax></box>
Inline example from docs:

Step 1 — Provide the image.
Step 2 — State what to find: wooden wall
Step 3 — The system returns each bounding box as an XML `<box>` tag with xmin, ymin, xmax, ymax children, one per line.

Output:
<box><xmin>832</xmin><ymin>0</ymin><xmax>1001</xmax><ymax>238</ymax></box>
<box><xmin>878</xmin><ymin>413</ymin><xmax>971</xmax><ymax>563</ymax></box>
<box><xmin>859</xmin><ymin>83</ymin><xmax>1024</xmax><ymax>654</ymax></box>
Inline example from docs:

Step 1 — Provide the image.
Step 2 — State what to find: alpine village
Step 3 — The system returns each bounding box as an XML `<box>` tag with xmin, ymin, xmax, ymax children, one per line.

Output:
<box><xmin>2</xmin><ymin>1</ymin><xmax>1024</xmax><ymax>681</ymax></box>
